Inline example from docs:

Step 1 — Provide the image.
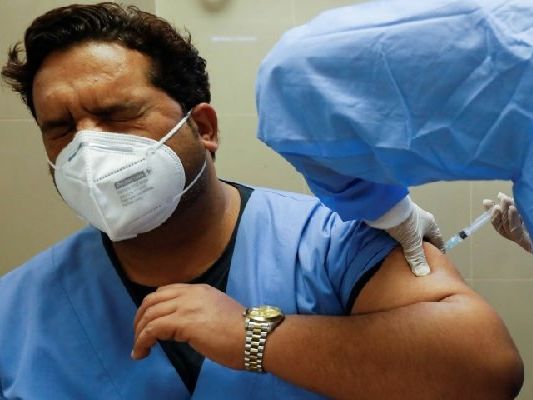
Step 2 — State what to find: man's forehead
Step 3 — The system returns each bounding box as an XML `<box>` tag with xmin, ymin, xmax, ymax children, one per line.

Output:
<box><xmin>36</xmin><ymin>41</ymin><xmax>151</xmax><ymax>81</ymax></box>
<box><xmin>33</xmin><ymin>42</ymin><xmax>153</xmax><ymax>94</ymax></box>
<box><xmin>32</xmin><ymin>42</ymin><xmax>157</xmax><ymax>122</ymax></box>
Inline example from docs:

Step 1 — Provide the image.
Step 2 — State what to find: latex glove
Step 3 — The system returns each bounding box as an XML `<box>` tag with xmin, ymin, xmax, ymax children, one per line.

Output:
<box><xmin>483</xmin><ymin>192</ymin><xmax>532</xmax><ymax>253</ymax></box>
<box><xmin>367</xmin><ymin>197</ymin><xmax>445</xmax><ymax>277</ymax></box>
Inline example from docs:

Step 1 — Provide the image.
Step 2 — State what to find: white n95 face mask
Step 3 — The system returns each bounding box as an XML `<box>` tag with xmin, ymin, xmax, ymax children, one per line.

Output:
<box><xmin>48</xmin><ymin>111</ymin><xmax>207</xmax><ymax>241</ymax></box>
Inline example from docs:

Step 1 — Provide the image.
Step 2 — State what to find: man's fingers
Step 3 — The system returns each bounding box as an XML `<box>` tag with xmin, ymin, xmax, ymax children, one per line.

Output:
<box><xmin>155</xmin><ymin>283</ymin><xmax>189</xmax><ymax>292</ymax></box>
<box><xmin>134</xmin><ymin>288</ymin><xmax>184</xmax><ymax>328</ymax></box>
<box><xmin>134</xmin><ymin>299</ymin><xmax>178</xmax><ymax>340</ymax></box>
<box><xmin>131</xmin><ymin>317</ymin><xmax>183</xmax><ymax>360</ymax></box>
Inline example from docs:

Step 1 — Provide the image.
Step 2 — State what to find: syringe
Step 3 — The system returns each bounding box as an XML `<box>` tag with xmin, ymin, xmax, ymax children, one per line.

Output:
<box><xmin>444</xmin><ymin>205</ymin><xmax>495</xmax><ymax>251</ymax></box>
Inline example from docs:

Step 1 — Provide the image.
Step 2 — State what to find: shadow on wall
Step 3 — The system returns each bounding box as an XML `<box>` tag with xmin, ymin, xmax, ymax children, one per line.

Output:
<box><xmin>200</xmin><ymin>0</ymin><xmax>232</xmax><ymax>12</ymax></box>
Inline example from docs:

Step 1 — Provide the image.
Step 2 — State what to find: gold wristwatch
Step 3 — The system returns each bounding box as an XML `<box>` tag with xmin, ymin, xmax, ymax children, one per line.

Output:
<box><xmin>243</xmin><ymin>305</ymin><xmax>285</xmax><ymax>373</ymax></box>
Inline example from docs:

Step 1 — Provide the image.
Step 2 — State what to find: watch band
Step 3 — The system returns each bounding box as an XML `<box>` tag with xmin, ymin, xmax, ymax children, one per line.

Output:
<box><xmin>244</xmin><ymin>319</ymin><xmax>269</xmax><ymax>372</ymax></box>
<box><xmin>243</xmin><ymin>305</ymin><xmax>284</xmax><ymax>373</ymax></box>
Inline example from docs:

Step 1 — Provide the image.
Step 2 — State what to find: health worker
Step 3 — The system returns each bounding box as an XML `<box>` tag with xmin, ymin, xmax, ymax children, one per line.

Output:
<box><xmin>256</xmin><ymin>0</ymin><xmax>533</xmax><ymax>272</ymax></box>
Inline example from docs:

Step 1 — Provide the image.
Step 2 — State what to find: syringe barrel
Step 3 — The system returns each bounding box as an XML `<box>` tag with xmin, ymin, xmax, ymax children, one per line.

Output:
<box><xmin>463</xmin><ymin>209</ymin><xmax>493</xmax><ymax>236</ymax></box>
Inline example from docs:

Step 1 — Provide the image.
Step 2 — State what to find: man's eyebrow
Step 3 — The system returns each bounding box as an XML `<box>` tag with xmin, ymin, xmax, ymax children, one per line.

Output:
<box><xmin>39</xmin><ymin>102</ymin><xmax>145</xmax><ymax>132</ymax></box>
<box><xmin>89</xmin><ymin>101</ymin><xmax>143</xmax><ymax>115</ymax></box>
<box><xmin>39</xmin><ymin>118</ymin><xmax>72</xmax><ymax>133</ymax></box>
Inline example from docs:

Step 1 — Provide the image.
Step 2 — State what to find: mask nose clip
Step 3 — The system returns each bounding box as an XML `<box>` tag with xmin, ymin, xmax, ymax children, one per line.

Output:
<box><xmin>146</xmin><ymin>148</ymin><xmax>157</xmax><ymax>157</ymax></box>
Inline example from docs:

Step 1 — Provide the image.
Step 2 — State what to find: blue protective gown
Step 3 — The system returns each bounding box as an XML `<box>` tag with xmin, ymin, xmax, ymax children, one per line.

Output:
<box><xmin>0</xmin><ymin>186</ymin><xmax>396</xmax><ymax>399</ymax></box>
<box><xmin>256</xmin><ymin>0</ymin><xmax>533</xmax><ymax>235</ymax></box>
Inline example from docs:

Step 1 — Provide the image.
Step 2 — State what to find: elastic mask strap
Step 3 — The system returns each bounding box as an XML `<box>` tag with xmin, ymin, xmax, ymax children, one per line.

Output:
<box><xmin>47</xmin><ymin>159</ymin><xmax>57</xmax><ymax>170</ymax></box>
<box><xmin>154</xmin><ymin>110</ymin><xmax>192</xmax><ymax>150</ymax></box>
<box><xmin>174</xmin><ymin>159</ymin><xmax>207</xmax><ymax>201</ymax></box>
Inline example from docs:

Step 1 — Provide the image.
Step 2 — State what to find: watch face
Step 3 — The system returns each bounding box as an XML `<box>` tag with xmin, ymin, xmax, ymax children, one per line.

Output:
<box><xmin>249</xmin><ymin>305</ymin><xmax>283</xmax><ymax>322</ymax></box>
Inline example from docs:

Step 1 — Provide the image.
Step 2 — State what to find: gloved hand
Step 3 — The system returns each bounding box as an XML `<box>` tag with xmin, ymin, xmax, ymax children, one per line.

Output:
<box><xmin>367</xmin><ymin>197</ymin><xmax>445</xmax><ymax>277</ymax></box>
<box><xmin>483</xmin><ymin>192</ymin><xmax>532</xmax><ymax>253</ymax></box>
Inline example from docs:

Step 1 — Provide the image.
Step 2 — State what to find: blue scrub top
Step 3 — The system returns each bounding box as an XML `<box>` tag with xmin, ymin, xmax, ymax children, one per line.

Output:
<box><xmin>256</xmin><ymin>0</ymin><xmax>533</xmax><ymax>235</ymax></box>
<box><xmin>0</xmin><ymin>186</ymin><xmax>397</xmax><ymax>399</ymax></box>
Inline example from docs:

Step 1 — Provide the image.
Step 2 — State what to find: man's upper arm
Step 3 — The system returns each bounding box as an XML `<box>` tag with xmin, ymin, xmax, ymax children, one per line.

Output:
<box><xmin>352</xmin><ymin>243</ymin><xmax>472</xmax><ymax>315</ymax></box>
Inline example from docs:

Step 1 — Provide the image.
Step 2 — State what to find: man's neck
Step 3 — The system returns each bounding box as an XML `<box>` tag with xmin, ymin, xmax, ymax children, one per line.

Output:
<box><xmin>110</xmin><ymin>174</ymin><xmax>241</xmax><ymax>287</ymax></box>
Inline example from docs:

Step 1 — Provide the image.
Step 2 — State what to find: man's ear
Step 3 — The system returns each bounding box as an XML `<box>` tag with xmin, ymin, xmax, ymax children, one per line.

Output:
<box><xmin>191</xmin><ymin>103</ymin><xmax>219</xmax><ymax>155</ymax></box>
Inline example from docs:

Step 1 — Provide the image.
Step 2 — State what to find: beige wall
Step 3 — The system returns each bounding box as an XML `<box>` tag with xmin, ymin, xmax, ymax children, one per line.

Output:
<box><xmin>1</xmin><ymin>0</ymin><xmax>531</xmax><ymax>397</ymax></box>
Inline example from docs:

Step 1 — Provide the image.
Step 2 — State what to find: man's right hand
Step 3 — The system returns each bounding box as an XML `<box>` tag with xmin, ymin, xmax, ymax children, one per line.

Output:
<box><xmin>483</xmin><ymin>192</ymin><xmax>532</xmax><ymax>253</ymax></box>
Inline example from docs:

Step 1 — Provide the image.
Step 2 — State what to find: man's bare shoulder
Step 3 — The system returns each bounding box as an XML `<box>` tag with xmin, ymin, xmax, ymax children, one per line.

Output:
<box><xmin>352</xmin><ymin>243</ymin><xmax>475</xmax><ymax>315</ymax></box>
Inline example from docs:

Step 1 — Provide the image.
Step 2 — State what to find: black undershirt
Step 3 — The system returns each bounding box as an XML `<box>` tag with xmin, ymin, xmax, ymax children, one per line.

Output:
<box><xmin>103</xmin><ymin>182</ymin><xmax>253</xmax><ymax>394</ymax></box>
<box><xmin>102</xmin><ymin>182</ymin><xmax>383</xmax><ymax>394</ymax></box>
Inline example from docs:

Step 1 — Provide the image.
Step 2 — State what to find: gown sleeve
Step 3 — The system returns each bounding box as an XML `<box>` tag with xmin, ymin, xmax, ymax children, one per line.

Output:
<box><xmin>256</xmin><ymin>0</ymin><xmax>533</xmax><ymax>224</ymax></box>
